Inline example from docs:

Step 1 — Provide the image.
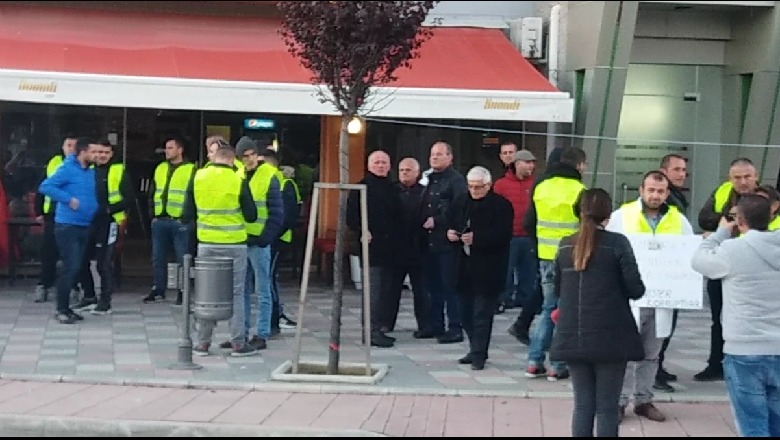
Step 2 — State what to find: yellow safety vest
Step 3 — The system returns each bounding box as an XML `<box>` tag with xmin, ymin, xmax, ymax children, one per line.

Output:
<box><xmin>620</xmin><ymin>200</ymin><xmax>684</xmax><ymax>235</ymax></box>
<box><xmin>713</xmin><ymin>182</ymin><xmax>734</xmax><ymax>214</ymax></box>
<box><xmin>193</xmin><ymin>166</ymin><xmax>247</xmax><ymax>244</ymax></box>
<box><xmin>246</xmin><ymin>163</ymin><xmax>277</xmax><ymax>237</ymax></box>
<box><xmin>153</xmin><ymin>162</ymin><xmax>195</xmax><ymax>219</ymax></box>
<box><xmin>769</xmin><ymin>216</ymin><xmax>780</xmax><ymax>231</ymax></box>
<box><xmin>204</xmin><ymin>159</ymin><xmax>246</xmax><ymax>179</ymax></box>
<box><xmin>534</xmin><ymin>177</ymin><xmax>586</xmax><ymax>260</ymax></box>
<box><xmin>107</xmin><ymin>163</ymin><xmax>126</xmax><ymax>224</ymax></box>
<box><xmin>279</xmin><ymin>177</ymin><xmax>302</xmax><ymax>243</ymax></box>
<box><xmin>42</xmin><ymin>155</ymin><xmax>65</xmax><ymax>214</ymax></box>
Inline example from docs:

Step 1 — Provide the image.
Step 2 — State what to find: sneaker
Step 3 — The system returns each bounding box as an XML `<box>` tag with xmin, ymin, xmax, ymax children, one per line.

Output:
<box><xmin>524</xmin><ymin>366</ymin><xmax>547</xmax><ymax>378</ymax></box>
<box><xmin>657</xmin><ymin>367</ymin><xmax>677</xmax><ymax>382</ymax></box>
<box><xmin>192</xmin><ymin>343</ymin><xmax>210</xmax><ymax>356</ymax></box>
<box><xmin>34</xmin><ymin>285</ymin><xmax>48</xmax><ymax>303</ymax></box>
<box><xmin>68</xmin><ymin>311</ymin><xmax>85</xmax><ymax>321</ymax></box>
<box><xmin>507</xmin><ymin>325</ymin><xmax>530</xmax><ymax>345</ymax></box>
<box><xmin>90</xmin><ymin>302</ymin><xmax>112</xmax><ymax>315</ymax></box>
<box><xmin>634</xmin><ymin>403</ymin><xmax>666</xmax><ymax>422</ymax></box>
<box><xmin>230</xmin><ymin>344</ymin><xmax>258</xmax><ymax>357</ymax></box>
<box><xmin>693</xmin><ymin>366</ymin><xmax>724</xmax><ymax>382</ymax></box>
<box><xmin>279</xmin><ymin>314</ymin><xmax>297</xmax><ymax>329</ymax></box>
<box><xmin>73</xmin><ymin>298</ymin><xmax>97</xmax><ymax>311</ymax></box>
<box><xmin>218</xmin><ymin>341</ymin><xmax>233</xmax><ymax>350</ymax></box>
<box><xmin>55</xmin><ymin>313</ymin><xmax>77</xmax><ymax>325</ymax></box>
<box><xmin>142</xmin><ymin>290</ymin><xmax>166</xmax><ymax>304</ymax></box>
<box><xmin>653</xmin><ymin>378</ymin><xmax>675</xmax><ymax>393</ymax></box>
<box><xmin>547</xmin><ymin>369</ymin><xmax>570</xmax><ymax>382</ymax></box>
<box><xmin>248</xmin><ymin>336</ymin><xmax>267</xmax><ymax>350</ymax></box>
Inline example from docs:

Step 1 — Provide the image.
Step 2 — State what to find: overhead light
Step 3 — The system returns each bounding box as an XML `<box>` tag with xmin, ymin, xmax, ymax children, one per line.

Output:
<box><xmin>347</xmin><ymin>116</ymin><xmax>363</xmax><ymax>135</ymax></box>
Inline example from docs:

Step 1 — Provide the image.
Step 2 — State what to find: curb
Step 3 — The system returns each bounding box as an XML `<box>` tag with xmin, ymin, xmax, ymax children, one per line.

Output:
<box><xmin>0</xmin><ymin>373</ymin><xmax>731</xmax><ymax>403</ymax></box>
<box><xmin>0</xmin><ymin>414</ymin><xmax>386</xmax><ymax>437</ymax></box>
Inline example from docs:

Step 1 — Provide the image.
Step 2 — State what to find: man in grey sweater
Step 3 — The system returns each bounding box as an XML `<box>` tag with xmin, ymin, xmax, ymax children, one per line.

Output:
<box><xmin>691</xmin><ymin>194</ymin><xmax>780</xmax><ymax>437</ymax></box>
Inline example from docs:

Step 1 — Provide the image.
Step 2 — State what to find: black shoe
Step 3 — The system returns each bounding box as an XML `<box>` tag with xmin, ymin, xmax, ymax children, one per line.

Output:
<box><xmin>471</xmin><ymin>359</ymin><xmax>486</xmax><ymax>371</ymax></box>
<box><xmin>495</xmin><ymin>303</ymin><xmax>506</xmax><ymax>315</ymax></box>
<box><xmin>693</xmin><ymin>366</ymin><xmax>724</xmax><ymax>382</ymax></box>
<box><xmin>437</xmin><ymin>332</ymin><xmax>464</xmax><ymax>344</ymax></box>
<box><xmin>143</xmin><ymin>290</ymin><xmax>165</xmax><ymax>304</ymax></box>
<box><xmin>370</xmin><ymin>332</ymin><xmax>394</xmax><ymax>348</ymax></box>
<box><xmin>68</xmin><ymin>311</ymin><xmax>84</xmax><ymax>321</ymax></box>
<box><xmin>458</xmin><ymin>354</ymin><xmax>473</xmax><ymax>365</ymax></box>
<box><xmin>174</xmin><ymin>291</ymin><xmax>183</xmax><ymax>306</ymax></box>
<box><xmin>381</xmin><ymin>332</ymin><xmax>396</xmax><ymax>342</ymax></box>
<box><xmin>508</xmin><ymin>325</ymin><xmax>530</xmax><ymax>345</ymax></box>
<box><xmin>91</xmin><ymin>302</ymin><xmax>112</xmax><ymax>315</ymax></box>
<box><xmin>503</xmin><ymin>302</ymin><xmax>515</xmax><ymax>311</ymax></box>
<box><xmin>249</xmin><ymin>336</ymin><xmax>267</xmax><ymax>350</ymax></box>
<box><xmin>55</xmin><ymin>313</ymin><xmax>77</xmax><ymax>324</ymax></box>
<box><xmin>653</xmin><ymin>378</ymin><xmax>675</xmax><ymax>393</ymax></box>
<box><xmin>413</xmin><ymin>330</ymin><xmax>443</xmax><ymax>339</ymax></box>
<box><xmin>657</xmin><ymin>367</ymin><xmax>677</xmax><ymax>383</ymax></box>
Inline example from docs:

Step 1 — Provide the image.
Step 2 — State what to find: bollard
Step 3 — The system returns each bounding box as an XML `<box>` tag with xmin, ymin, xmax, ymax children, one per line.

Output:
<box><xmin>168</xmin><ymin>254</ymin><xmax>203</xmax><ymax>371</ymax></box>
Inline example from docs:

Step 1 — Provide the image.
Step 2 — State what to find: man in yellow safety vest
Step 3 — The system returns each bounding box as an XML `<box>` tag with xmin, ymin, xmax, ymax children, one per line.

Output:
<box><xmin>607</xmin><ymin>170</ymin><xmax>694</xmax><ymax>423</ymax></box>
<box><xmin>73</xmin><ymin>139</ymin><xmax>134</xmax><ymax>315</ymax></box>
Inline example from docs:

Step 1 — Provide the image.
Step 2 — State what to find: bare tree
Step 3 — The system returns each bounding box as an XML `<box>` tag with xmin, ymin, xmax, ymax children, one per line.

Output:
<box><xmin>278</xmin><ymin>0</ymin><xmax>438</xmax><ymax>374</ymax></box>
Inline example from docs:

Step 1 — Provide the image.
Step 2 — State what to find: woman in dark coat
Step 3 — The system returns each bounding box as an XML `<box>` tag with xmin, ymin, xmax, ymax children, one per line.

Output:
<box><xmin>549</xmin><ymin>188</ymin><xmax>645</xmax><ymax>437</ymax></box>
<box><xmin>447</xmin><ymin>166</ymin><xmax>513</xmax><ymax>370</ymax></box>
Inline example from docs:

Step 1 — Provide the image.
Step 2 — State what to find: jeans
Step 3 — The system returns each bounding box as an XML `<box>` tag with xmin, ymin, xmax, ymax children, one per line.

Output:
<box><xmin>54</xmin><ymin>225</ymin><xmax>90</xmax><ymax>315</ymax></box>
<box><xmin>459</xmin><ymin>274</ymin><xmax>498</xmax><ymax>362</ymax></box>
<box><xmin>151</xmin><ymin>218</ymin><xmax>190</xmax><ymax>293</ymax></box>
<box><xmin>270</xmin><ymin>242</ymin><xmax>289</xmax><ymax>330</ymax></box>
<box><xmin>386</xmin><ymin>263</ymin><xmax>428</xmax><ymax>332</ymax></box>
<box><xmin>424</xmin><ymin>250</ymin><xmax>461</xmax><ymax>335</ymax></box>
<box><xmin>621</xmin><ymin>308</ymin><xmax>665</xmax><ymax>407</ymax></box>
<box><xmin>502</xmin><ymin>237</ymin><xmax>537</xmax><ymax>306</ymax></box>
<box><xmin>569</xmin><ymin>361</ymin><xmax>627</xmax><ymax>437</ymax></box>
<box><xmin>707</xmin><ymin>279</ymin><xmax>724</xmax><ymax>370</ymax></box>
<box><xmin>39</xmin><ymin>217</ymin><xmax>59</xmax><ymax>289</ymax></box>
<box><xmin>724</xmin><ymin>355</ymin><xmax>780</xmax><ymax>437</ymax></box>
<box><xmin>528</xmin><ymin>260</ymin><xmax>565</xmax><ymax>372</ymax></box>
<box><xmin>245</xmin><ymin>245</ymin><xmax>272</xmax><ymax>340</ymax></box>
<box><xmin>195</xmin><ymin>244</ymin><xmax>248</xmax><ymax>346</ymax></box>
<box><xmin>79</xmin><ymin>223</ymin><xmax>116</xmax><ymax>305</ymax></box>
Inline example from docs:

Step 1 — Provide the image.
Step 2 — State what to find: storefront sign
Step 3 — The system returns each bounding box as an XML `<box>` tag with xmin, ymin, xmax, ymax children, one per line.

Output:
<box><xmin>244</xmin><ymin>118</ymin><xmax>275</xmax><ymax>130</ymax></box>
<box><xmin>18</xmin><ymin>80</ymin><xmax>57</xmax><ymax>94</ymax></box>
<box><xmin>624</xmin><ymin>234</ymin><xmax>703</xmax><ymax>310</ymax></box>
<box><xmin>483</xmin><ymin>98</ymin><xmax>520</xmax><ymax>111</ymax></box>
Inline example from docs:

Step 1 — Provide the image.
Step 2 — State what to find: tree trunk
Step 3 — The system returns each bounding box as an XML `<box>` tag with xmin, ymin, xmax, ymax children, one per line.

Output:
<box><xmin>327</xmin><ymin>115</ymin><xmax>351</xmax><ymax>375</ymax></box>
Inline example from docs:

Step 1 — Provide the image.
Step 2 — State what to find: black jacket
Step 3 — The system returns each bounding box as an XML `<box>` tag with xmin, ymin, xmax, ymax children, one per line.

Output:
<box><xmin>91</xmin><ymin>163</ymin><xmax>135</xmax><ymax>243</ymax></box>
<box><xmin>549</xmin><ymin>229</ymin><xmax>646</xmax><ymax>363</ymax></box>
<box><xmin>422</xmin><ymin>166</ymin><xmax>468</xmax><ymax>253</ymax></box>
<box><xmin>397</xmin><ymin>181</ymin><xmax>426</xmax><ymax>265</ymax></box>
<box><xmin>698</xmin><ymin>187</ymin><xmax>739</xmax><ymax>232</ymax></box>
<box><xmin>667</xmin><ymin>184</ymin><xmax>689</xmax><ymax>216</ymax></box>
<box><xmin>448</xmin><ymin>192</ymin><xmax>514</xmax><ymax>296</ymax></box>
<box><xmin>347</xmin><ymin>172</ymin><xmax>404</xmax><ymax>266</ymax></box>
<box><xmin>523</xmin><ymin>163</ymin><xmax>583</xmax><ymax>242</ymax></box>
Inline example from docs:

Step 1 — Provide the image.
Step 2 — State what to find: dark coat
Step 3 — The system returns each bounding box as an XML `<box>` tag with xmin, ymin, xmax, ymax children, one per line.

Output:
<box><xmin>397</xmin><ymin>181</ymin><xmax>426</xmax><ymax>265</ymax></box>
<box><xmin>549</xmin><ymin>229</ymin><xmax>646</xmax><ymax>363</ymax></box>
<box><xmin>448</xmin><ymin>191</ymin><xmax>514</xmax><ymax>296</ymax></box>
<box><xmin>422</xmin><ymin>166</ymin><xmax>468</xmax><ymax>254</ymax></box>
<box><xmin>347</xmin><ymin>172</ymin><xmax>403</xmax><ymax>267</ymax></box>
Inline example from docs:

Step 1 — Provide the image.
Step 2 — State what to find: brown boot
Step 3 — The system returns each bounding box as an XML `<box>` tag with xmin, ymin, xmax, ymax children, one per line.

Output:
<box><xmin>634</xmin><ymin>403</ymin><xmax>666</xmax><ymax>422</ymax></box>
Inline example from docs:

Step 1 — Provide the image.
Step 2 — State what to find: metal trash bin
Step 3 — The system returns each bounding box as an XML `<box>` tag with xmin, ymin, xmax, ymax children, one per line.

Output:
<box><xmin>166</xmin><ymin>263</ymin><xmax>182</xmax><ymax>290</ymax></box>
<box><xmin>192</xmin><ymin>257</ymin><xmax>234</xmax><ymax>321</ymax></box>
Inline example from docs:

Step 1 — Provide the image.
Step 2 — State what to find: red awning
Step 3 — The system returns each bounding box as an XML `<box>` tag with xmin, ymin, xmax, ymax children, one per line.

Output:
<box><xmin>0</xmin><ymin>5</ymin><xmax>572</xmax><ymax>122</ymax></box>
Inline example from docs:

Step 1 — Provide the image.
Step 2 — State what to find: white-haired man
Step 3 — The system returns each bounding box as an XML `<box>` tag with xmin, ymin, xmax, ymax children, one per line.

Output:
<box><xmin>447</xmin><ymin>166</ymin><xmax>513</xmax><ymax>370</ymax></box>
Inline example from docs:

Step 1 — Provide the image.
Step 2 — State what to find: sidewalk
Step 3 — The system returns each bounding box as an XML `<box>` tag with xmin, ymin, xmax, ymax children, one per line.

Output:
<box><xmin>0</xmin><ymin>379</ymin><xmax>736</xmax><ymax>437</ymax></box>
<box><xmin>0</xmin><ymin>280</ymin><xmax>728</xmax><ymax>401</ymax></box>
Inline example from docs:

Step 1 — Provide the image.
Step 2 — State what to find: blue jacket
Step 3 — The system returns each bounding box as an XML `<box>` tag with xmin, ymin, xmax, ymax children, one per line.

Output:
<box><xmin>38</xmin><ymin>154</ymin><xmax>98</xmax><ymax>227</ymax></box>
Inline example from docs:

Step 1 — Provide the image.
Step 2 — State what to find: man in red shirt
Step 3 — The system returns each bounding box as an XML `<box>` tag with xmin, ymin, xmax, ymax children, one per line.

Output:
<box><xmin>492</xmin><ymin>149</ymin><xmax>537</xmax><ymax>315</ymax></box>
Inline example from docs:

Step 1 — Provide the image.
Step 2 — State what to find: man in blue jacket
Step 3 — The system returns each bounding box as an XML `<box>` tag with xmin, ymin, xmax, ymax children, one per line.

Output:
<box><xmin>38</xmin><ymin>137</ymin><xmax>99</xmax><ymax>324</ymax></box>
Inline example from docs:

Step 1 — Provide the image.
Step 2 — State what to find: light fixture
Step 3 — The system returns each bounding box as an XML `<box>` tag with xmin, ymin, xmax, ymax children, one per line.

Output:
<box><xmin>271</xmin><ymin>138</ymin><xmax>279</xmax><ymax>151</ymax></box>
<box><xmin>347</xmin><ymin>116</ymin><xmax>363</xmax><ymax>135</ymax></box>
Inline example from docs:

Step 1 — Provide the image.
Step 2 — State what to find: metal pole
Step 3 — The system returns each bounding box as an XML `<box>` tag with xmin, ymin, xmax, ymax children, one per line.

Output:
<box><xmin>292</xmin><ymin>187</ymin><xmax>321</xmax><ymax>374</ymax></box>
<box><xmin>359</xmin><ymin>186</ymin><xmax>372</xmax><ymax>376</ymax></box>
<box><xmin>169</xmin><ymin>254</ymin><xmax>202</xmax><ymax>370</ymax></box>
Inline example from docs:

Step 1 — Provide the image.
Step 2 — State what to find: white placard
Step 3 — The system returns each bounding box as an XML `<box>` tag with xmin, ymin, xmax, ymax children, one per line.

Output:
<box><xmin>624</xmin><ymin>234</ymin><xmax>704</xmax><ymax>310</ymax></box>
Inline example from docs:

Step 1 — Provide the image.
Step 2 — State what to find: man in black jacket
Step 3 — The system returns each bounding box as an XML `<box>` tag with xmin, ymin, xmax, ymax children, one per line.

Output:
<box><xmin>447</xmin><ymin>166</ymin><xmax>513</xmax><ymax>370</ymax></box>
<box><xmin>417</xmin><ymin>142</ymin><xmax>468</xmax><ymax>344</ymax></box>
<box><xmin>347</xmin><ymin>150</ymin><xmax>403</xmax><ymax>348</ymax></box>
<box><xmin>74</xmin><ymin>139</ymin><xmax>134</xmax><ymax>315</ymax></box>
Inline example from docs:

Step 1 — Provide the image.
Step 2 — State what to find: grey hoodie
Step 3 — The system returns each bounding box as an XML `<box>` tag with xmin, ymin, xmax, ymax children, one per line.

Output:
<box><xmin>691</xmin><ymin>226</ymin><xmax>780</xmax><ymax>356</ymax></box>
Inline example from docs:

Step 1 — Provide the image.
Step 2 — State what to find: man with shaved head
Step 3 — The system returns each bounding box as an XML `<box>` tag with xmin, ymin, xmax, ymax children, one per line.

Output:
<box><xmin>381</xmin><ymin>157</ymin><xmax>429</xmax><ymax>335</ymax></box>
<box><xmin>347</xmin><ymin>150</ymin><xmax>404</xmax><ymax>348</ymax></box>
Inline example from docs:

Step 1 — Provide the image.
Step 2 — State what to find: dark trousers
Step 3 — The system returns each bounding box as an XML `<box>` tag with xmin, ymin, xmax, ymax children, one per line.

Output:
<box><xmin>706</xmin><ymin>279</ymin><xmax>724</xmax><ymax>370</ymax></box>
<box><xmin>38</xmin><ymin>217</ymin><xmax>59</xmax><ymax>289</ymax></box>
<box><xmin>568</xmin><ymin>361</ymin><xmax>628</xmax><ymax>437</ymax></box>
<box><xmin>512</xmin><ymin>280</ymin><xmax>543</xmax><ymax>333</ymax></box>
<box><xmin>79</xmin><ymin>224</ymin><xmax>115</xmax><ymax>305</ymax></box>
<box><xmin>657</xmin><ymin>309</ymin><xmax>679</xmax><ymax>371</ymax></box>
<box><xmin>459</xmin><ymin>277</ymin><xmax>498</xmax><ymax>362</ymax></box>
<box><xmin>361</xmin><ymin>266</ymin><xmax>390</xmax><ymax>333</ymax></box>
<box><xmin>424</xmin><ymin>250</ymin><xmax>461</xmax><ymax>335</ymax></box>
<box><xmin>151</xmin><ymin>218</ymin><xmax>190</xmax><ymax>293</ymax></box>
<box><xmin>54</xmin><ymin>225</ymin><xmax>89</xmax><ymax>315</ymax></box>
<box><xmin>384</xmin><ymin>263</ymin><xmax>428</xmax><ymax>332</ymax></box>
<box><xmin>270</xmin><ymin>241</ymin><xmax>289</xmax><ymax>331</ymax></box>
